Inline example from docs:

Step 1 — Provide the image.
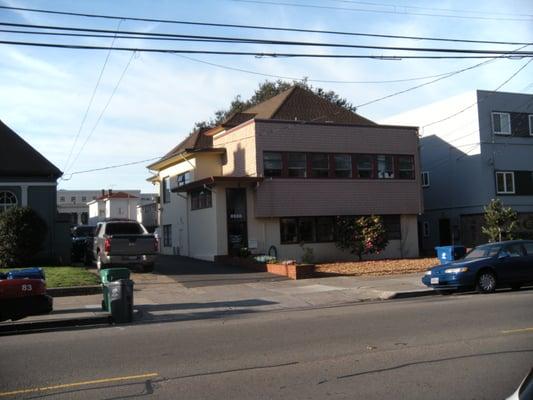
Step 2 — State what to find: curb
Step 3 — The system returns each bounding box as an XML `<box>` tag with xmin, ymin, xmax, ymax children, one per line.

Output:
<box><xmin>389</xmin><ymin>289</ymin><xmax>436</xmax><ymax>299</ymax></box>
<box><xmin>0</xmin><ymin>315</ymin><xmax>111</xmax><ymax>336</ymax></box>
<box><xmin>47</xmin><ymin>285</ymin><xmax>102</xmax><ymax>297</ymax></box>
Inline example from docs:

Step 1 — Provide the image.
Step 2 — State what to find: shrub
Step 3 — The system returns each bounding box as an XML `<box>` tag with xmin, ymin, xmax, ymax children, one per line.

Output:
<box><xmin>481</xmin><ymin>199</ymin><xmax>518</xmax><ymax>242</ymax></box>
<box><xmin>335</xmin><ymin>215</ymin><xmax>388</xmax><ymax>261</ymax></box>
<box><xmin>0</xmin><ymin>207</ymin><xmax>47</xmax><ymax>267</ymax></box>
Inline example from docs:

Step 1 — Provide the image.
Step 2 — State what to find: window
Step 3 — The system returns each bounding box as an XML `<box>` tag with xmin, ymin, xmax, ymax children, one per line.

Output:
<box><xmin>423</xmin><ymin>221</ymin><xmax>430</xmax><ymax>238</ymax></box>
<box><xmin>298</xmin><ymin>217</ymin><xmax>316</xmax><ymax>242</ymax></box>
<box><xmin>191</xmin><ymin>189</ymin><xmax>212</xmax><ymax>210</ymax></box>
<box><xmin>287</xmin><ymin>153</ymin><xmax>306</xmax><ymax>177</ymax></box>
<box><xmin>356</xmin><ymin>154</ymin><xmax>373</xmax><ymax>178</ymax></box>
<box><xmin>382</xmin><ymin>215</ymin><xmax>401</xmax><ymax>240</ymax></box>
<box><xmin>310</xmin><ymin>153</ymin><xmax>329</xmax><ymax>178</ymax></box>
<box><xmin>162</xmin><ymin>177</ymin><xmax>170</xmax><ymax>203</ymax></box>
<box><xmin>81</xmin><ymin>196</ymin><xmax>87</xmax><ymax>202</ymax></box>
<box><xmin>377</xmin><ymin>155</ymin><xmax>394</xmax><ymax>179</ymax></box>
<box><xmin>92</xmin><ymin>196</ymin><xmax>97</xmax><ymax>200</ymax></box>
<box><xmin>492</xmin><ymin>112</ymin><xmax>511</xmax><ymax>135</ymax></box>
<box><xmin>60</xmin><ymin>196</ymin><xmax>65</xmax><ymax>202</ymax></box>
<box><xmin>0</xmin><ymin>191</ymin><xmax>17</xmax><ymax>212</ymax></box>
<box><xmin>524</xmin><ymin>242</ymin><xmax>533</xmax><ymax>255</ymax></box>
<box><xmin>496</xmin><ymin>171</ymin><xmax>515</xmax><ymax>194</ymax></box>
<box><xmin>529</xmin><ymin>115</ymin><xmax>533</xmax><ymax>136</ymax></box>
<box><xmin>106</xmin><ymin>223</ymin><xmax>144</xmax><ymax>235</ymax></box>
<box><xmin>334</xmin><ymin>154</ymin><xmax>352</xmax><ymax>178</ymax></box>
<box><xmin>398</xmin><ymin>156</ymin><xmax>414</xmax><ymax>179</ymax></box>
<box><xmin>280</xmin><ymin>218</ymin><xmax>298</xmax><ymax>243</ymax></box>
<box><xmin>71</xmin><ymin>196</ymin><xmax>76</xmax><ymax>203</ymax></box>
<box><xmin>163</xmin><ymin>225</ymin><xmax>172</xmax><ymax>247</ymax></box>
<box><xmin>421</xmin><ymin>171</ymin><xmax>430</xmax><ymax>187</ymax></box>
<box><xmin>263</xmin><ymin>152</ymin><xmax>283</xmax><ymax>177</ymax></box>
<box><xmin>316</xmin><ymin>217</ymin><xmax>335</xmax><ymax>242</ymax></box>
<box><xmin>177</xmin><ymin>171</ymin><xmax>192</xmax><ymax>187</ymax></box>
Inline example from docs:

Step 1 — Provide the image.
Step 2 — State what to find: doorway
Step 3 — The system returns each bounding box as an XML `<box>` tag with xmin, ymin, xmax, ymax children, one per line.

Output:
<box><xmin>438</xmin><ymin>218</ymin><xmax>452</xmax><ymax>245</ymax></box>
<box><xmin>226</xmin><ymin>188</ymin><xmax>248</xmax><ymax>256</ymax></box>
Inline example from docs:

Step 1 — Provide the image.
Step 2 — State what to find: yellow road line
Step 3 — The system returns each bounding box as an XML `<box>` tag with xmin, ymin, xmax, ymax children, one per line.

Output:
<box><xmin>0</xmin><ymin>372</ymin><xmax>158</xmax><ymax>398</ymax></box>
<box><xmin>502</xmin><ymin>327</ymin><xmax>533</xmax><ymax>334</ymax></box>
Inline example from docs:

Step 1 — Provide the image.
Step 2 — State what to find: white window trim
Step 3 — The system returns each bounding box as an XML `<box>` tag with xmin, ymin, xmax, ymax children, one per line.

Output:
<box><xmin>529</xmin><ymin>114</ymin><xmax>533</xmax><ymax>136</ymax></box>
<box><xmin>0</xmin><ymin>191</ymin><xmax>18</xmax><ymax>212</ymax></box>
<box><xmin>421</xmin><ymin>171</ymin><xmax>430</xmax><ymax>188</ymax></box>
<box><xmin>496</xmin><ymin>171</ymin><xmax>515</xmax><ymax>194</ymax></box>
<box><xmin>491</xmin><ymin>112</ymin><xmax>511</xmax><ymax>135</ymax></box>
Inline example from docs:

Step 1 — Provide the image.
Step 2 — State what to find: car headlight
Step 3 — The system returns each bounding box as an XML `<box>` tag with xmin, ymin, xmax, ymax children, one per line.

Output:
<box><xmin>425</xmin><ymin>270</ymin><xmax>432</xmax><ymax>276</ymax></box>
<box><xmin>444</xmin><ymin>267</ymin><xmax>469</xmax><ymax>274</ymax></box>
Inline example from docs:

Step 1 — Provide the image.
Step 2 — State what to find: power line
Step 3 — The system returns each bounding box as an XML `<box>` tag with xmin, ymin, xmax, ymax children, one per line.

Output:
<box><xmin>175</xmin><ymin>53</ymin><xmax>486</xmax><ymax>84</ymax></box>
<box><xmin>230</xmin><ymin>0</ymin><xmax>533</xmax><ymax>22</ymax></box>
<box><xmin>2</xmin><ymin>40</ymin><xmax>533</xmax><ymax>59</ymax></box>
<box><xmin>0</xmin><ymin>5</ymin><xmax>531</xmax><ymax>45</ymax></box>
<box><xmin>2</xmin><ymin>22</ymin><xmax>533</xmax><ymax>56</ymax></box>
<box><xmin>66</xmin><ymin>51</ymin><xmax>137</xmax><ymax>174</ymax></box>
<box><xmin>63</xmin><ymin>19</ymin><xmax>123</xmax><ymax>173</ymax></box>
<box><xmin>61</xmin><ymin>155</ymin><xmax>161</xmax><ymax>180</ymax></box>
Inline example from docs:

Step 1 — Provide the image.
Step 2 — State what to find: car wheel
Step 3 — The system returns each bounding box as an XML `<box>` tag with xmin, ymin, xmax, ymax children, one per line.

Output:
<box><xmin>476</xmin><ymin>271</ymin><xmax>496</xmax><ymax>294</ymax></box>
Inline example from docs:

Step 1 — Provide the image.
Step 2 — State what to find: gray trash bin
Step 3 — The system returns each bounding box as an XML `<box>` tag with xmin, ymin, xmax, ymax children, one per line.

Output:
<box><xmin>107</xmin><ymin>279</ymin><xmax>134</xmax><ymax>323</ymax></box>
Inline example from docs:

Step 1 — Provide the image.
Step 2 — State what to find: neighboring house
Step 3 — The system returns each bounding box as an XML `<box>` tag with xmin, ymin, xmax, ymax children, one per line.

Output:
<box><xmin>87</xmin><ymin>190</ymin><xmax>140</xmax><ymax>225</ymax></box>
<box><xmin>58</xmin><ymin>189</ymin><xmax>155</xmax><ymax>225</ymax></box>
<box><xmin>383</xmin><ymin>90</ymin><xmax>533</xmax><ymax>252</ymax></box>
<box><xmin>0</xmin><ymin>120</ymin><xmax>70</xmax><ymax>262</ymax></box>
<box><xmin>136</xmin><ymin>202</ymin><xmax>159</xmax><ymax>232</ymax></box>
<box><xmin>147</xmin><ymin>86</ymin><xmax>423</xmax><ymax>262</ymax></box>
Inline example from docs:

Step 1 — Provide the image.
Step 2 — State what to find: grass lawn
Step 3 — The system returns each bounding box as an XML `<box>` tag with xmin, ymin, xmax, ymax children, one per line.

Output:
<box><xmin>0</xmin><ymin>267</ymin><xmax>100</xmax><ymax>288</ymax></box>
<box><xmin>315</xmin><ymin>258</ymin><xmax>439</xmax><ymax>277</ymax></box>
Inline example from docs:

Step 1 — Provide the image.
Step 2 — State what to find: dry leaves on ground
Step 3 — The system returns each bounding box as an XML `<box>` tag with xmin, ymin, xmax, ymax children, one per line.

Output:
<box><xmin>315</xmin><ymin>258</ymin><xmax>439</xmax><ymax>277</ymax></box>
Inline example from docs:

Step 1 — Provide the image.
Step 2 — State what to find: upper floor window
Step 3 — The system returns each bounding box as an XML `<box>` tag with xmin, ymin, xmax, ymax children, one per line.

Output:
<box><xmin>191</xmin><ymin>189</ymin><xmax>212</xmax><ymax>210</ymax></box>
<box><xmin>356</xmin><ymin>154</ymin><xmax>373</xmax><ymax>178</ymax></box>
<box><xmin>492</xmin><ymin>112</ymin><xmax>511</xmax><ymax>135</ymax></box>
<box><xmin>70</xmin><ymin>196</ymin><xmax>76</xmax><ymax>203</ymax></box>
<box><xmin>377</xmin><ymin>155</ymin><xmax>394</xmax><ymax>179</ymax></box>
<box><xmin>334</xmin><ymin>154</ymin><xmax>352</xmax><ymax>178</ymax></box>
<box><xmin>398</xmin><ymin>156</ymin><xmax>415</xmax><ymax>179</ymax></box>
<box><xmin>60</xmin><ymin>196</ymin><xmax>65</xmax><ymax>202</ymax></box>
<box><xmin>177</xmin><ymin>171</ymin><xmax>192</xmax><ymax>187</ymax></box>
<box><xmin>81</xmin><ymin>196</ymin><xmax>87</xmax><ymax>202</ymax></box>
<box><xmin>421</xmin><ymin>171</ymin><xmax>430</xmax><ymax>188</ymax></box>
<box><xmin>263</xmin><ymin>152</ymin><xmax>283</xmax><ymax>177</ymax></box>
<box><xmin>288</xmin><ymin>153</ymin><xmax>306</xmax><ymax>177</ymax></box>
<box><xmin>0</xmin><ymin>191</ymin><xmax>17</xmax><ymax>213</ymax></box>
<box><xmin>162</xmin><ymin>177</ymin><xmax>171</xmax><ymax>203</ymax></box>
<box><xmin>310</xmin><ymin>153</ymin><xmax>329</xmax><ymax>178</ymax></box>
<box><xmin>496</xmin><ymin>171</ymin><xmax>515</xmax><ymax>194</ymax></box>
<box><xmin>529</xmin><ymin>114</ymin><xmax>533</xmax><ymax>136</ymax></box>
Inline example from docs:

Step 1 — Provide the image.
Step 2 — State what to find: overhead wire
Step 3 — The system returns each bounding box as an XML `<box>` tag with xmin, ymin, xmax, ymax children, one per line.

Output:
<box><xmin>0</xmin><ymin>5</ymin><xmax>531</xmax><ymax>45</ymax></box>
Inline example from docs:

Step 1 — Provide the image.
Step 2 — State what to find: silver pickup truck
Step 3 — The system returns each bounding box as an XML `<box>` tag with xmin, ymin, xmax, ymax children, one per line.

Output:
<box><xmin>91</xmin><ymin>220</ymin><xmax>157</xmax><ymax>272</ymax></box>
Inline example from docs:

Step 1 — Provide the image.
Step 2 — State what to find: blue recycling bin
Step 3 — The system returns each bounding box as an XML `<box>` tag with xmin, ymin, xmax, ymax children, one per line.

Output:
<box><xmin>7</xmin><ymin>267</ymin><xmax>45</xmax><ymax>280</ymax></box>
<box><xmin>435</xmin><ymin>246</ymin><xmax>467</xmax><ymax>264</ymax></box>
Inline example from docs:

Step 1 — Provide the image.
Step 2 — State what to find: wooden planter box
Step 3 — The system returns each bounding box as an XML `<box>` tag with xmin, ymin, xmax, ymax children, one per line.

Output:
<box><xmin>266</xmin><ymin>263</ymin><xmax>315</xmax><ymax>280</ymax></box>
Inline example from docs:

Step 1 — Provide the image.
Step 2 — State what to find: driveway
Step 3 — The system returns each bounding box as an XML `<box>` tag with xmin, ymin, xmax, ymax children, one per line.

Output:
<box><xmin>149</xmin><ymin>255</ymin><xmax>288</xmax><ymax>288</ymax></box>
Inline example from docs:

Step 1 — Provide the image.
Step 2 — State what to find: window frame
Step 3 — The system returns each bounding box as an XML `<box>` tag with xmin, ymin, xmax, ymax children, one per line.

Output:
<box><xmin>162</xmin><ymin>176</ymin><xmax>171</xmax><ymax>203</ymax></box>
<box><xmin>309</xmin><ymin>153</ymin><xmax>330</xmax><ymax>178</ymax></box>
<box><xmin>333</xmin><ymin>154</ymin><xmax>352</xmax><ymax>178</ymax></box>
<box><xmin>177</xmin><ymin>171</ymin><xmax>192</xmax><ymax>187</ymax></box>
<box><xmin>263</xmin><ymin>151</ymin><xmax>283</xmax><ymax>177</ymax></box>
<box><xmin>529</xmin><ymin>114</ymin><xmax>533</xmax><ymax>136</ymax></box>
<box><xmin>287</xmin><ymin>152</ymin><xmax>307</xmax><ymax>178</ymax></box>
<box><xmin>0</xmin><ymin>191</ymin><xmax>18</xmax><ymax>213</ymax></box>
<box><xmin>190</xmin><ymin>189</ymin><xmax>212</xmax><ymax>211</ymax></box>
<box><xmin>377</xmin><ymin>155</ymin><xmax>395</xmax><ymax>179</ymax></box>
<box><xmin>397</xmin><ymin>155</ymin><xmax>415</xmax><ymax>180</ymax></box>
<box><xmin>421</xmin><ymin>171</ymin><xmax>430</xmax><ymax>188</ymax></box>
<box><xmin>163</xmin><ymin>224</ymin><xmax>172</xmax><ymax>247</ymax></box>
<box><xmin>492</xmin><ymin>112</ymin><xmax>511</xmax><ymax>135</ymax></box>
<box><xmin>496</xmin><ymin>171</ymin><xmax>515</xmax><ymax>194</ymax></box>
<box><xmin>355</xmin><ymin>154</ymin><xmax>374</xmax><ymax>179</ymax></box>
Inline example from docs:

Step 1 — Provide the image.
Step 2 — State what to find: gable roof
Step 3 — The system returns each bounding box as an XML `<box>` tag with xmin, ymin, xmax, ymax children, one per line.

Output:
<box><xmin>222</xmin><ymin>86</ymin><xmax>375</xmax><ymax>128</ymax></box>
<box><xmin>96</xmin><ymin>191</ymin><xmax>138</xmax><ymax>201</ymax></box>
<box><xmin>0</xmin><ymin>120</ymin><xmax>62</xmax><ymax>179</ymax></box>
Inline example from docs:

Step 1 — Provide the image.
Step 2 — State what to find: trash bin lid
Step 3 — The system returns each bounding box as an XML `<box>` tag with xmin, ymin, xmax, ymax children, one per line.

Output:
<box><xmin>100</xmin><ymin>268</ymin><xmax>131</xmax><ymax>283</ymax></box>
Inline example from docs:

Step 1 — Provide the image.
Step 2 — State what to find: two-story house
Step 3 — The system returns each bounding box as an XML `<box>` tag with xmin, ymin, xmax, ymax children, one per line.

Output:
<box><xmin>384</xmin><ymin>90</ymin><xmax>533</xmax><ymax>252</ymax></box>
<box><xmin>148</xmin><ymin>87</ymin><xmax>423</xmax><ymax>262</ymax></box>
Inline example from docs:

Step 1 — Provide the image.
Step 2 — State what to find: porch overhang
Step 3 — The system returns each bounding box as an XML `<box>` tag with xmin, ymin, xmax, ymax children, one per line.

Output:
<box><xmin>171</xmin><ymin>176</ymin><xmax>263</xmax><ymax>192</ymax></box>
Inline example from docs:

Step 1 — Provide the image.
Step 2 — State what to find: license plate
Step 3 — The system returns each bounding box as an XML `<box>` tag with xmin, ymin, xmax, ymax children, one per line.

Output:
<box><xmin>127</xmin><ymin>256</ymin><xmax>139</xmax><ymax>260</ymax></box>
<box><xmin>431</xmin><ymin>277</ymin><xmax>439</xmax><ymax>284</ymax></box>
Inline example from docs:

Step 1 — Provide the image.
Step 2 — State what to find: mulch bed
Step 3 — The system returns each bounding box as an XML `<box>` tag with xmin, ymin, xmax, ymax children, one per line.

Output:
<box><xmin>315</xmin><ymin>258</ymin><xmax>439</xmax><ymax>277</ymax></box>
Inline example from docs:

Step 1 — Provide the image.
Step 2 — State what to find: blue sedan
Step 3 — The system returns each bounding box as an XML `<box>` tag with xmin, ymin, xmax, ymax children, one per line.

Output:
<box><xmin>422</xmin><ymin>240</ymin><xmax>533</xmax><ymax>293</ymax></box>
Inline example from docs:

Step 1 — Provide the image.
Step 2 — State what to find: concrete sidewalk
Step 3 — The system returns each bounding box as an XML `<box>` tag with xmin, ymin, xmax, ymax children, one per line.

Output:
<box><xmin>0</xmin><ymin>272</ymin><xmax>431</xmax><ymax>332</ymax></box>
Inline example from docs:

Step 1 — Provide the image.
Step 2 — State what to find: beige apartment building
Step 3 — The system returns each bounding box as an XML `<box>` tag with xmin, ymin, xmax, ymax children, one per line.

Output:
<box><xmin>147</xmin><ymin>87</ymin><xmax>423</xmax><ymax>262</ymax></box>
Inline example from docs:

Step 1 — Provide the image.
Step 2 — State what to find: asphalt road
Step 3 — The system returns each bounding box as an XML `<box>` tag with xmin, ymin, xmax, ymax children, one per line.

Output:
<box><xmin>1</xmin><ymin>290</ymin><xmax>532</xmax><ymax>399</ymax></box>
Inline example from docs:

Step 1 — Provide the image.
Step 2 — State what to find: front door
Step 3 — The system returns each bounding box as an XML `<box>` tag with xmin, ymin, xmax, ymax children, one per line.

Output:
<box><xmin>439</xmin><ymin>218</ymin><xmax>451</xmax><ymax>245</ymax></box>
<box><xmin>226</xmin><ymin>188</ymin><xmax>248</xmax><ymax>256</ymax></box>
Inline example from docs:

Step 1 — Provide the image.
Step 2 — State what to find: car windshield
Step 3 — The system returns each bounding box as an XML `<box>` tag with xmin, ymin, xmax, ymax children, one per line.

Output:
<box><xmin>73</xmin><ymin>226</ymin><xmax>95</xmax><ymax>237</ymax></box>
<box><xmin>463</xmin><ymin>244</ymin><xmax>502</xmax><ymax>260</ymax></box>
<box><xmin>105</xmin><ymin>223</ymin><xmax>144</xmax><ymax>235</ymax></box>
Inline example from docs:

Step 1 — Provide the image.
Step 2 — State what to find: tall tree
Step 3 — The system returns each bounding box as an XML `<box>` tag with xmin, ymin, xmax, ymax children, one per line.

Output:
<box><xmin>192</xmin><ymin>79</ymin><xmax>356</xmax><ymax>132</ymax></box>
<box><xmin>481</xmin><ymin>199</ymin><xmax>518</xmax><ymax>242</ymax></box>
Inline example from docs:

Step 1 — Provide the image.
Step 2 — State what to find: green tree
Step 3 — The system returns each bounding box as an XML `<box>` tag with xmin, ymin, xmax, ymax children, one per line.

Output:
<box><xmin>0</xmin><ymin>207</ymin><xmax>47</xmax><ymax>267</ymax></box>
<box><xmin>192</xmin><ymin>79</ymin><xmax>357</xmax><ymax>132</ymax></box>
<box><xmin>335</xmin><ymin>215</ymin><xmax>389</xmax><ymax>261</ymax></box>
<box><xmin>481</xmin><ymin>199</ymin><xmax>518</xmax><ymax>242</ymax></box>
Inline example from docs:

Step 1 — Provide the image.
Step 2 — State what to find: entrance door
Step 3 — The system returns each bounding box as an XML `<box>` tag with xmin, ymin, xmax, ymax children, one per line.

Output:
<box><xmin>439</xmin><ymin>218</ymin><xmax>452</xmax><ymax>245</ymax></box>
<box><xmin>226</xmin><ymin>188</ymin><xmax>248</xmax><ymax>256</ymax></box>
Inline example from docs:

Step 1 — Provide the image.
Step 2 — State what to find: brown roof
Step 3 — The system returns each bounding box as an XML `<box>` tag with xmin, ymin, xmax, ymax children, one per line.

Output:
<box><xmin>0</xmin><ymin>120</ymin><xmax>62</xmax><ymax>179</ymax></box>
<box><xmin>222</xmin><ymin>86</ymin><xmax>375</xmax><ymax>128</ymax></box>
<box><xmin>96</xmin><ymin>191</ymin><xmax>138</xmax><ymax>200</ymax></box>
<box><xmin>172</xmin><ymin>176</ymin><xmax>263</xmax><ymax>192</ymax></box>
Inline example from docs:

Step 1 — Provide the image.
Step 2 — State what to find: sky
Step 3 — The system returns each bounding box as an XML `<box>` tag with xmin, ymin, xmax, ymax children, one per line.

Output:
<box><xmin>0</xmin><ymin>0</ymin><xmax>532</xmax><ymax>193</ymax></box>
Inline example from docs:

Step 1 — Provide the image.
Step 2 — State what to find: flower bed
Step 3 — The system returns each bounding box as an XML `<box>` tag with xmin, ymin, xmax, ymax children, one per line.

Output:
<box><xmin>315</xmin><ymin>258</ymin><xmax>438</xmax><ymax>277</ymax></box>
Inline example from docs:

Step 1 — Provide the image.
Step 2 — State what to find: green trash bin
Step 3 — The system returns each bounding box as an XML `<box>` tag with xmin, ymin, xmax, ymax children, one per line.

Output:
<box><xmin>100</xmin><ymin>268</ymin><xmax>130</xmax><ymax>311</ymax></box>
